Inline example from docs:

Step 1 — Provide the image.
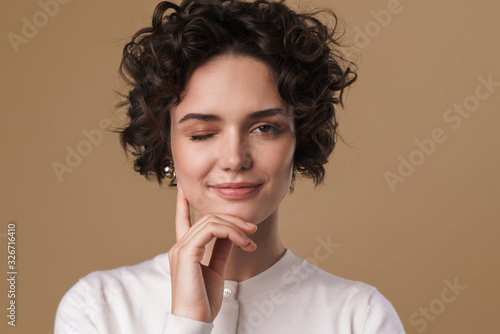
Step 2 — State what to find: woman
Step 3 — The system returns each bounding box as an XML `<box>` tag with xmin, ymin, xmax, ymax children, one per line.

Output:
<box><xmin>55</xmin><ymin>0</ymin><xmax>405</xmax><ymax>333</ymax></box>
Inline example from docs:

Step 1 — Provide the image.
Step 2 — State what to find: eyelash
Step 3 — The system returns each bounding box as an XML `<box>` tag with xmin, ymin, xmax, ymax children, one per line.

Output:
<box><xmin>189</xmin><ymin>125</ymin><xmax>280</xmax><ymax>141</ymax></box>
<box><xmin>190</xmin><ymin>134</ymin><xmax>213</xmax><ymax>141</ymax></box>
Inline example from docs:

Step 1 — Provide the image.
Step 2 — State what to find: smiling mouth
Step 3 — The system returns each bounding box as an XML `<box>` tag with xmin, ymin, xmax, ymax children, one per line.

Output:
<box><xmin>210</xmin><ymin>183</ymin><xmax>263</xmax><ymax>199</ymax></box>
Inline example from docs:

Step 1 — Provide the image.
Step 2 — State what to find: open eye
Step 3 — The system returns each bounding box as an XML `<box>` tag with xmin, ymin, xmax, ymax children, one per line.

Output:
<box><xmin>254</xmin><ymin>124</ymin><xmax>278</xmax><ymax>133</ymax></box>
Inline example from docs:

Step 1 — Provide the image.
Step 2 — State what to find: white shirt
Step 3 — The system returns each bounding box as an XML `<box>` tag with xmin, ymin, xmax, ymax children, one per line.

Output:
<box><xmin>55</xmin><ymin>248</ymin><xmax>406</xmax><ymax>333</ymax></box>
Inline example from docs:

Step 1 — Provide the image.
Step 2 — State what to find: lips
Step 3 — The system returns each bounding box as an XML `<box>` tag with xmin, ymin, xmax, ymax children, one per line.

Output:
<box><xmin>210</xmin><ymin>182</ymin><xmax>263</xmax><ymax>199</ymax></box>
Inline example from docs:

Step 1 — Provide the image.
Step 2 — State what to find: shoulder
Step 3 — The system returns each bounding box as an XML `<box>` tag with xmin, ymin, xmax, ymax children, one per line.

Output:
<box><xmin>55</xmin><ymin>252</ymin><xmax>171</xmax><ymax>331</ymax></box>
<box><xmin>284</xmin><ymin>252</ymin><xmax>405</xmax><ymax>333</ymax></box>
<box><xmin>63</xmin><ymin>251</ymin><xmax>170</xmax><ymax>299</ymax></box>
<box><xmin>283</xmin><ymin>252</ymin><xmax>378</xmax><ymax>303</ymax></box>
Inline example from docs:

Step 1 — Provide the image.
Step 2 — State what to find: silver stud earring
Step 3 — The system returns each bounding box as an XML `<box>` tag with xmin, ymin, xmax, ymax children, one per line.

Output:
<box><xmin>161</xmin><ymin>160</ymin><xmax>175</xmax><ymax>180</ymax></box>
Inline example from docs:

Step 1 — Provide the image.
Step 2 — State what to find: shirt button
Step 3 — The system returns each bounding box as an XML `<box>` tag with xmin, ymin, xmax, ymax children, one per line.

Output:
<box><xmin>223</xmin><ymin>288</ymin><xmax>232</xmax><ymax>298</ymax></box>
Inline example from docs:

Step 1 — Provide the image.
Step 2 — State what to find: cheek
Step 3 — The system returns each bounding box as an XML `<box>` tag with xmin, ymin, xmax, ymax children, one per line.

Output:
<box><xmin>173</xmin><ymin>156</ymin><xmax>210</xmax><ymax>213</ymax></box>
<box><xmin>171</xmin><ymin>143</ymin><xmax>213</xmax><ymax>207</ymax></box>
<box><xmin>174</xmin><ymin>149</ymin><xmax>211</xmax><ymax>184</ymax></box>
<box><xmin>262</xmin><ymin>139</ymin><xmax>295</xmax><ymax>180</ymax></box>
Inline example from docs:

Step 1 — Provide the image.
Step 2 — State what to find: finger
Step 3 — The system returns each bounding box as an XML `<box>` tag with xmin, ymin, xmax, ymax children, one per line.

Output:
<box><xmin>175</xmin><ymin>183</ymin><xmax>191</xmax><ymax>241</ymax></box>
<box><xmin>190</xmin><ymin>214</ymin><xmax>257</xmax><ymax>236</ymax></box>
<box><xmin>181</xmin><ymin>215</ymin><xmax>256</xmax><ymax>248</ymax></box>
<box><xmin>210</xmin><ymin>214</ymin><xmax>258</xmax><ymax>235</ymax></box>
<box><xmin>185</xmin><ymin>221</ymin><xmax>257</xmax><ymax>255</ymax></box>
<box><xmin>208</xmin><ymin>237</ymin><xmax>235</xmax><ymax>278</ymax></box>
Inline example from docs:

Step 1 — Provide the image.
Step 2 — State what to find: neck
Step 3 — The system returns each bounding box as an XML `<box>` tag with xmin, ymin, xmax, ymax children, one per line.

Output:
<box><xmin>199</xmin><ymin>210</ymin><xmax>285</xmax><ymax>282</ymax></box>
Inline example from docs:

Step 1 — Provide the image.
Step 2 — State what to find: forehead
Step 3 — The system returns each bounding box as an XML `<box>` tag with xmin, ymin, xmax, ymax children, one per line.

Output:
<box><xmin>171</xmin><ymin>54</ymin><xmax>288</xmax><ymax>121</ymax></box>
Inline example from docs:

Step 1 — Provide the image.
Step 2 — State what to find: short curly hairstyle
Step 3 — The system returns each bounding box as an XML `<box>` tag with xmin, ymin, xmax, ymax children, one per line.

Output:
<box><xmin>114</xmin><ymin>0</ymin><xmax>357</xmax><ymax>189</ymax></box>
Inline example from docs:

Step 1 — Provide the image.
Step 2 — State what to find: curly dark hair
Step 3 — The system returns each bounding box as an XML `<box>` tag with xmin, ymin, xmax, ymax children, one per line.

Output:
<box><xmin>114</xmin><ymin>0</ymin><xmax>357</xmax><ymax>189</ymax></box>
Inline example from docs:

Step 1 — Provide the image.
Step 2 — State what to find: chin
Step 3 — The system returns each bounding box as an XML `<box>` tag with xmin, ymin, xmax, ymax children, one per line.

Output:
<box><xmin>225</xmin><ymin>206</ymin><xmax>274</xmax><ymax>225</ymax></box>
<box><xmin>199</xmin><ymin>203</ymin><xmax>273</xmax><ymax>225</ymax></box>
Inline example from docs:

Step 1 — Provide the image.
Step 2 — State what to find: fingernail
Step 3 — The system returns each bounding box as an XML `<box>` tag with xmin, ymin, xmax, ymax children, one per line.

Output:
<box><xmin>246</xmin><ymin>222</ymin><xmax>257</xmax><ymax>228</ymax></box>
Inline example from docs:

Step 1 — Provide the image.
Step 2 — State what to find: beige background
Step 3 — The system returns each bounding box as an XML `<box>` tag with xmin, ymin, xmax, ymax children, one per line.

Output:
<box><xmin>1</xmin><ymin>0</ymin><xmax>499</xmax><ymax>333</ymax></box>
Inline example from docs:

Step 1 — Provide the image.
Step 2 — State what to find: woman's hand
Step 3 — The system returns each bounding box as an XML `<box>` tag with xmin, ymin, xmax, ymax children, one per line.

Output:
<box><xmin>168</xmin><ymin>184</ymin><xmax>258</xmax><ymax>323</ymax></box>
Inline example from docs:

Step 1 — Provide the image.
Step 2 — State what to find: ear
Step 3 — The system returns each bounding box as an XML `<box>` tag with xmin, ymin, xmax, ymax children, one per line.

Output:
<box><xmin>162</xmin><ymin>148</ymin><xmax>173</xmax><ymax>162</ymax></box>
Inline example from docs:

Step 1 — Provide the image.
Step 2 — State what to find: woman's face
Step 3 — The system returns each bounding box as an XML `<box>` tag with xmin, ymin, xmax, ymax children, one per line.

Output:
<box><xmin>169</xmin><ymin>54</ymin><xmax>296</xmax><ymax>224</ymax></box>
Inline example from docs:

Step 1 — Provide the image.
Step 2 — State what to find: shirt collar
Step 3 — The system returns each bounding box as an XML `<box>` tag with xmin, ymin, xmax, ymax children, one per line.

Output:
<box><xmin>224</xmin><ymin>248</ymin><xmax>299</xmax><ymax>303</ymax></box>
<box><xmin>156</xmin><ymin>248</ymin><xmax>300</xmax><ymax>303</ymax></box>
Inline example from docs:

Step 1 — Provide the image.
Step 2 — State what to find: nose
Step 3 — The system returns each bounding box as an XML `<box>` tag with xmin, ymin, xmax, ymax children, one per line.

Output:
<box><xmin>218</xmin><ymin>130</ymin><xmax>252</xmax><ymax>172</ymax></box>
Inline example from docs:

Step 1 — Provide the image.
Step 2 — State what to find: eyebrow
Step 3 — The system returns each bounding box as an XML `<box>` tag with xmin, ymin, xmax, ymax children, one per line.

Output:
<box><xmin>178</xmin><ymin>108</ymin><xmax>286</xmax><ymax>124</ymax></box>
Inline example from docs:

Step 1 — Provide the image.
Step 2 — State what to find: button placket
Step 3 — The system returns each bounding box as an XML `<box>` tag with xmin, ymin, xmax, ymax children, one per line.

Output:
<box><xmin>222</xmin><ymin>281</ymin><xmax>238</xmax><ymax>300</ymax></box>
